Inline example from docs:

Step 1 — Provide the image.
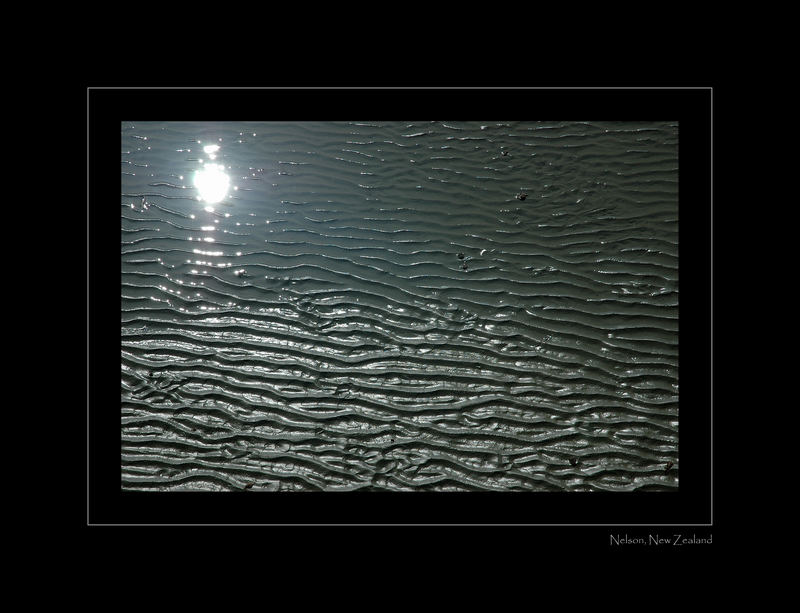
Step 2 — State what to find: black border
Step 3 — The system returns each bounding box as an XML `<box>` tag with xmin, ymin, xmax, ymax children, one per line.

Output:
<box><xmin>89</xmin><ymin>88</ymin><xmax>711</xmax><ymax>528</ymax></box>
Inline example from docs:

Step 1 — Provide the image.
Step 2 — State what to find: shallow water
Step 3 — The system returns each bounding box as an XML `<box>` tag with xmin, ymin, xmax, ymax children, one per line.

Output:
<box><xmin>121</xmin><ymin>120</ymin><xmax>679</xmax><ymax>491</ymax></box>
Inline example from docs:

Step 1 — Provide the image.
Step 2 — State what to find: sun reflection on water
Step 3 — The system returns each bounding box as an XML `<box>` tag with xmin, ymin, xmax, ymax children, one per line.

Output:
<box><xmin>194</xmin><ymin>162</ymin><xmax>230</xmax><ymax>204</ymax></box>
<box><xmin>193</xmin><ymin>141</ymin><xmax>230</xmax><ymax>204</ymax></box>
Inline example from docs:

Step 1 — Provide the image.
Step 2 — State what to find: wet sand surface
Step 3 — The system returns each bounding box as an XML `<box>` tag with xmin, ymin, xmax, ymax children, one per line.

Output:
<box><xmin>121</xmin><ymin>121</ymin><xmax>679</xmax><ymax>491</ymax></box>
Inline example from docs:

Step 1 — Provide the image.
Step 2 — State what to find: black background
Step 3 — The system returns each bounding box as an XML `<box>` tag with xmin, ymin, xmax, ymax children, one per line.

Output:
<box><xmin>88</xmin><ymin>88</ymin><xmax>713</xmax><ymax>547</ymax></box>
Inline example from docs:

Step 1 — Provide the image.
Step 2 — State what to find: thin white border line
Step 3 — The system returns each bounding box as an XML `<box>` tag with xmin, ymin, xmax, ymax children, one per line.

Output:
<box><xmin>709</xmin><ymin>88</ymin><xmax>713</xmax><ymax>524</ymax></box>
<box><xmin>87</xmin><ymin>86</ymin><xmax>713</xmax><ymax>90</ymax></box>
<box><xmin>94</xmin><ymin>523</ymin><xmax>712</xmax><ymax>527</ymax></box>
<box><xmin>89</xmin><ymin>89</ymin><xmax>712</xmax><ymax>527</ymax></box>
<box><xmin>87</xmin><ymin>88</ymin><xmax>91</xmax><ymax>526</ymax></box>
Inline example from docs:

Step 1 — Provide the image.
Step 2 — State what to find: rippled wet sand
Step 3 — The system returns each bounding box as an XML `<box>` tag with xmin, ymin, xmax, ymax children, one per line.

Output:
<box><xmin>121</xmin><ymin>121</ymin><xmax>679</xmax><ymax>491</ymax></box>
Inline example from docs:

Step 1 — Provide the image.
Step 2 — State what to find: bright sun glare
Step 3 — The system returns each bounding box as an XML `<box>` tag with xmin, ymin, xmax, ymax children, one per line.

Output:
<box><xmin>193</xmin><ymin>162</ymin><xmax>230</xmax><ymax>204</ymax></box>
